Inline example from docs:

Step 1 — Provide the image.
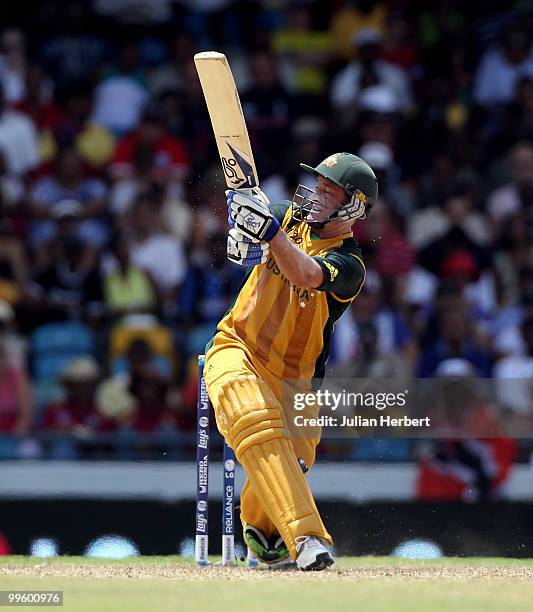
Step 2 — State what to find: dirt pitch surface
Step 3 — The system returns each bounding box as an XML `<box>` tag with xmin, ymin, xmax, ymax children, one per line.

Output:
<box><xmin>2</xmin><ymin>559</ymin><xmax>533</xmax><ymax>581</ymax></box>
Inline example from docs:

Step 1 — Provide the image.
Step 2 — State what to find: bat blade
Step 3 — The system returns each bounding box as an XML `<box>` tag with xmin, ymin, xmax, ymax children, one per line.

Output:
<box><xmin>194</xmin><ymin>51</ymin><xmax>259</xmax><ymax>190</ymax></box>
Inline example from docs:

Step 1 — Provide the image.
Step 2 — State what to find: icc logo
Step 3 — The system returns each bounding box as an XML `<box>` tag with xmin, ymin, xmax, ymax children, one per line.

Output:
<box><xmin>224</xmin><ymin>459</ymin><xmax>235</xmax><ymax>472</ymax></box>
<box><xmin>198</xmin><ymin>500</ymin><xmax>207</xmax><ymax>512</ymax></box>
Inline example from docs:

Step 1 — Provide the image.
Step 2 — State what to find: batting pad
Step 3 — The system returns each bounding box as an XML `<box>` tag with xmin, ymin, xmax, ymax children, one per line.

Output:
<box><xmin>239</xmin><ymin>428</ymin><xmax>322</xmax><ymax>541</ymax></box>
<box><xmin>213</xmin><ymin>376</ymin><xmax>332</xmax><ymax>559</ymax></box>
<box><xmin>238</xmin><ymin>438</ymin><xmax>332</xmax><ymax>559</ymax></box>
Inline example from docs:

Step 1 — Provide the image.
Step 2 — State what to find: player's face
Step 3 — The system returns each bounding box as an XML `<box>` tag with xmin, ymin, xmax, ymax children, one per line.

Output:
<box><xmin>308</xmin><ymin>177</ymin><xmax>347</xmax><ymax>221</ymax></box>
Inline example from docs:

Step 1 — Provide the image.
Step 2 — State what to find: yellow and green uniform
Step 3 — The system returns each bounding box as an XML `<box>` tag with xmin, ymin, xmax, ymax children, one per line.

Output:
<box><xmin>205</xmin><ymin>201</ymin><xmax>365</xmax><ymax>558</ymax></box>
<box><xmin>207</xmin><ymin>200</ymin><xmax>365</xmax><ymax>380</ymax></box>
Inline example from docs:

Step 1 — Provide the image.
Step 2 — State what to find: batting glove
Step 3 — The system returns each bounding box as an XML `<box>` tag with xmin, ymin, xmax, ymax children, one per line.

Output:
<box><xmin>227</xmin><ymin>228</ymin><xmax>269</xmax><ymax>266</ymax></box>
<box><xmin>226</xmin><ymin>190</ymin><xmax>280</xmax><ymax>242</ymax></box>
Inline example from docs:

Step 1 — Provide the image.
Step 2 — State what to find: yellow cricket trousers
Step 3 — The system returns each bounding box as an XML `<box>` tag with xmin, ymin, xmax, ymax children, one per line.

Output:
<box><xmin>205</xmin><ymin>343</ymin><xmax>332</xmax><ymax>559</ymax></box>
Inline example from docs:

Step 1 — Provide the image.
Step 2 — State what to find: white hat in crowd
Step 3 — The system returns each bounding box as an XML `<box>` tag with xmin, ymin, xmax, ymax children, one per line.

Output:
<box><xmin>358</xmin><ymin>141</ymin><xmax>393</xmax><ymax>170</ymax></box>
<box><xmin>61</xmin><ymin>356</ymin><xmax>100</xmax><ymax>382</ymax></box>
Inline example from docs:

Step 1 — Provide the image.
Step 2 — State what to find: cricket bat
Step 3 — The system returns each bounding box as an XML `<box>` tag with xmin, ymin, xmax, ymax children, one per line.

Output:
<box><xmin>194</xmin><ymin>51</ymin><xmax>259</xmax><ymax>191</ymax></box>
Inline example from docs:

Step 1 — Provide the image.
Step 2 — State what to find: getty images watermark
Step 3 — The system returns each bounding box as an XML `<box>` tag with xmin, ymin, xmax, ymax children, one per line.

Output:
<box><xmin>286</xmin><ymin>377</ymin><xmax>533</xmax><ymax>438</ymax></box>
<box><xmin>293</xmin><ymin>388</ymin><xmax>431</xmax><ymax>430</ymax></box>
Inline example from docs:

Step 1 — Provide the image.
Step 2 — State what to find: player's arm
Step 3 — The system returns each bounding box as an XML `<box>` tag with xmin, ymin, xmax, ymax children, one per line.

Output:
<box><xmin>270</xmin><ymin>231</ymin><xmax>324</xmax><ymax>288</ymax></box>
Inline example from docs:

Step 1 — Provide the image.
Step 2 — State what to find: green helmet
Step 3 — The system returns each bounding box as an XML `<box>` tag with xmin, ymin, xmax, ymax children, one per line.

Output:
<box><xmin>295</xmin><ymin>153</ymin><xmax>378</xmax><ymax>227</ymax></box>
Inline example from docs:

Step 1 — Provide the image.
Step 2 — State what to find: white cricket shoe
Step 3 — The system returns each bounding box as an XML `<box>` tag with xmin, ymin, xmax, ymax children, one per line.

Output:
<box><xmin>295</xmin><ymin>536</ymin><xmax>334</xmax><ymax>571</ymax></box>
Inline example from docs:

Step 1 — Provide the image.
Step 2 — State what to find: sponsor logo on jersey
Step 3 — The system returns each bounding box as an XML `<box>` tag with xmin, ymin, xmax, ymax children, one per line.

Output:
<box><xmin>324</xmin><ymin>261</ymin><xmax>339</xmax><ymax>282</ymax></box>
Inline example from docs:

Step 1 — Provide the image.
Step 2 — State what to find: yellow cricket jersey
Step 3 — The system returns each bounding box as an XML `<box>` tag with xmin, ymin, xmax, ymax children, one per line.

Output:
<box><xmin>207</xmin><ymin>201</ymin><xmax>366</xmax><ymax>381</ymax></box>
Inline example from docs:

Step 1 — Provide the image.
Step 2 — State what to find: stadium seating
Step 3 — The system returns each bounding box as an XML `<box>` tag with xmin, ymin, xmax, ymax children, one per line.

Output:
<box><xmin>30</xmin><ymin>322</ymin><xmax>96</xmax><ymax>382</ymax></box>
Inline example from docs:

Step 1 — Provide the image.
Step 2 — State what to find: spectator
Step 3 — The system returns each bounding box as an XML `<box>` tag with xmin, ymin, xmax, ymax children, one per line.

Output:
<box><xmin>103</xmin><ymin>231</ymin><xmax>159</xmax><ymax>322</ymax></box>
<box><xmin>330</xmin><ymin>28</ymin><xmax>413</xmax><ymax>116</ymax></box>
<box><xmin>15</xmin><ymin>65</ymin><xmax>61</xmax><ymax>165</ymax></box>
<box><xmin>54</xmin><ymin>86</ymin><xmax>115</xmax><ymax>169</ymax></box>
<box><xmin>40</xmin><ymin>356</ymin><xmax>114</xmax><ymax>434</ymax></box>
<box><xmin>360</xmin><ymin>200</ymin><xmax>415</xmax><ymax>279</ymax></box>
<box><xmin>494</xmin><ymin>289</ymin><xmax>533</xmax><ymax>360</ymax></box>
<box><xmin>0</xmin><ymin>216</ymin><xmax>28</xmax><ymax>308</ymax></box>
<box><xmin>272</xmin><ymin>4</ymin><xmax>334</xmax><ymax>101</ymax></box>
<box><xmin>186</xmin><ymin>166</ymin><xmax>229</xmax><ymax>247</ymax></box>
<box><xmin>127</xmin><ymin>365</ymin><xmax>175</xmax><ymax>433</ymax></box>
<box><xmin>416</xmin><ymin>153</ymin><xmax>456</xmax><ymax>210</ymax></box>
<box><xmin>241</xmin><ymin>50</ymin><xmax>293</xmax><ymax>173</ymax></box>
<box><xmin>417</xmin><ymin>211</ymin><xmax>492</xmax><ymax>279</ymax></box>
<box><xmin>494</xmin><ymin>317</ymin><xmax>533</xmax><ymax>424</ymax></box>
<box><xmin>0</xmin><ymin>301</ymin><xmax>26</xmax><ymax>369</ymax></box>
<box><xmin>331</xmin><ymin>319</ymin><xmax>410</xmax><ymax>378</ymax></box>
<box><xmin>488</xmin><ymin>77</ymin><xmax>533</xmax><ymax>156</ymax></box>
<box><xmin>442</xmin><ymin>249</ymin><xmax>495</xmax><ymax>316</ymax></box>
<box><xmin>486</xmin><ymin>142</ymin><xmax>533</xmax><ymax>224</ymax></box>
<box><xmin>493</xmin><ymin>216</ymin><xmax>532</xmax><ymax>309</ymax></box>
<box><xmin>474</xmin><ymin>26</ymin><xmax>533</xmax><ymax>107</ymax></box>
<box><xmin>174</xmin><ymin>59</ymin><xmax>219</xmax><ymax>178</ymax></box>
<box><xmin>0</xmin><ymin>29</ymin><xmax>27</xmax><ymax>104</ymax></box>
<box><xmin>149</xmin><ymin>32</ymin><xmax>196</xmax><ymax>96</ymax></box>
<box><xmin>111</xmin><ymin>180</ymin><xmax>192</xmax><ymax>245</ymax></box>
<box><xmin>330</xmin><ymin>0</ymin><xmax>387</xmax><ymax>61</ymax></box>
<box><xmin>0</xmin><ymin>338</ymin><xmax>32</xmax><ymax>433</ymax></box>
<box><xmin>0</xmin><ymin>150</ymin><xmax>24</xmax><ymax>225</ymax></box>
<box><xmin>358</xmin><ymin>141</ymin><xmax>414</xmax><ymax>217</ymax></box>
<box><xmin>29</xmin><ymin>146</ymin><xmax>109</xmax><ymax>255</ymax></box>
<box><xmin>417</xmin><ymin>306</ymin><xmax>492</xmax><ymax>377</ymax></box>
<box><xmin>29</xmin><ymin>233</ymin><xmax>104</xmax><ymax>325</ymax></box>
<box><xmin>417</xmin><ymin>280</ymin><xmax>486</xmax><ymax>346</ymax></box>
<box><xmin>332</xmin><ymin>275</ymin><xmax>416</xmax><ymax>371</ymax></box>
<box><xmin>108</xmin><ymin>105</ymin><xmax>190</xmax><ymax>206</ymax></box>
<box><xmin>410</xmin><ymin>186</ymin><xmax>490</xmax><ymax>251</ymax></box>
<box><xmin>127</xmin><ymin>193</ymin><xmax>186</xmax><ymax>306</ymax></box>
<box><xmin>0</xmin><ymin>82</ymin><xmax>39</xmax><ymax>177</ymax></box>
<box><xmin>413</xmin><ymin>190</ymin><xmax>496</xmax><ymax>316</ymax></box>
<box><xmin>111</xmin><ymin>337</ymin><xmax>172</xmax><ymax>379</ymax></box>
<box><xmin>180</xmin><ymin>232</ymin><xmax>243</xmax><ymax>327</ymax></box>
<box><xmin>152</xmin><ymin>181</ymin><xmax>193</xmax><ymax>245</ymax></box>
<box><xmin>38</xmin><ymin>6</ymin><xmax>110</xmax><ymax>87</ymax></box>
<box><xmin>91</xmin><ymin>42</ymin><xmax>149</xmax><ymax>136</ymax></box>
<box><xmin>381</xmin><ymin>16</ymin><xmax>419</xmax><ymax>71</ymax></box>
<box><xmin>261</xmin><ymin>116</ymin><xmax>327</xmax><ymax>202</ymax></box>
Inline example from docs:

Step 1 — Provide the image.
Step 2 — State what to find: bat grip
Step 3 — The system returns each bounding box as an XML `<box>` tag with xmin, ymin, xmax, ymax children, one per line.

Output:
<box><xmin>243</xmin><ymin>186</ymin><xmax>270</xmax><ymax>207</ymax></box>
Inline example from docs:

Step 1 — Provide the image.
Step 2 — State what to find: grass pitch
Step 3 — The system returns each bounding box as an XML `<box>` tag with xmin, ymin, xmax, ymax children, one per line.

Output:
<box><xmin>1</xmin><ymin>556</ymin><xmax>532</xmax><ymax>612</ymax></box>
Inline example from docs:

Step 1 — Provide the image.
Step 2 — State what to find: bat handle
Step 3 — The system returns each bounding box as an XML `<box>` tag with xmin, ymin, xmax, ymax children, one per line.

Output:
<box><xmin>246</xmin><ymin>186</ymin><xmax>270</xmax><ymax>206</ymax></box>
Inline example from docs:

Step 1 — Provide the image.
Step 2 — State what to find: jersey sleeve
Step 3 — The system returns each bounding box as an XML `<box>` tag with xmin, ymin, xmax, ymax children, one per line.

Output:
<box><xmin>312</xmin><ymin>240</ymin><xmax>366</xmax><ymax>301</ymax></box>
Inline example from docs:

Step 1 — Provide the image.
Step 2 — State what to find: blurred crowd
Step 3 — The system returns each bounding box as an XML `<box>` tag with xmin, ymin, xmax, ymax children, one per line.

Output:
<box><xmin>0</xmin><ymin>1</ymin><xmax>532</xmax><ymax>480</ymax></box>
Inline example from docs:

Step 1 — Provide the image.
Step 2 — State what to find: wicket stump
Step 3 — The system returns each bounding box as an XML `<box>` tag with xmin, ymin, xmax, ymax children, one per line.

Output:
<box><xmin>195</xmin><ymin>354</ymin><xmax>236</xmax><ymax>566</ymax></box>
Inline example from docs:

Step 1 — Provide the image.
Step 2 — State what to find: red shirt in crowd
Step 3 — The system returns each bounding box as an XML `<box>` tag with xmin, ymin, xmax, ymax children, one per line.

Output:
<box><xmin>15</xmin><ymin>100</ymin><xmax>63</xmax><ymax>132</ymax></box>
<box><xmin>40</xmin><ymin>401</ymin><xmax>116</xmax><ymax>433</ymax></box>
<box><xmin>109</xmin><ymin>133</ymin><xmax>189</xmax><ymax>179</ymax></box>
<box><xmin>0</xmin><ymin>367</ymin><xmax>21</xmax><ymax>432</ymax></box>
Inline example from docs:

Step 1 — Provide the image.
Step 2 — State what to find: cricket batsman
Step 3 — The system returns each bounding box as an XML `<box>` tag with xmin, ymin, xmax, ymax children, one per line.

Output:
<box><xmin>204</xmin><ymin>153</ymin><xmax>377</xmax><ymax>570</ymax></box>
